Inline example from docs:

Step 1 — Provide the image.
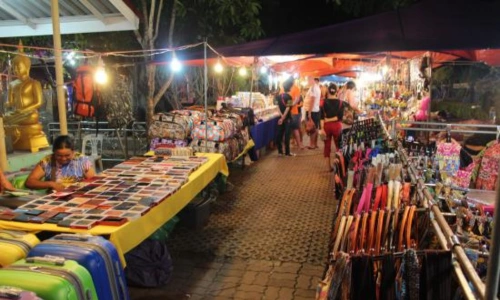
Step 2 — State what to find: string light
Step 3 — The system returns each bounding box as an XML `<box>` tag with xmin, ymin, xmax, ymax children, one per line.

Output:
<box><xmin>214</xmin><ymin>59</ymin><xmax>223</xmax><ymax>73</ymax></box>
<box><xmin>238</xmin><ymin>67</ymin><xmax>247</xmax><ymax>77</ymax></box>
<box><xmin>94</xmin><ymin>56</ymin><xmax>108</xmax><ymax>84</ymax></box>
<box><xmin>170</xmin><ymin>56</ymin><xmax>182</xmax><ymax>72</ymax></box>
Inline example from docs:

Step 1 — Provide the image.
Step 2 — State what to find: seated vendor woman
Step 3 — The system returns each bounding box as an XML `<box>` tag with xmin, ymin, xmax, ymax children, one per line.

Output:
<box><xmin>25</xmin><ymin>135</ymin><xmax>95</xmax><ymax>192</ymax></box>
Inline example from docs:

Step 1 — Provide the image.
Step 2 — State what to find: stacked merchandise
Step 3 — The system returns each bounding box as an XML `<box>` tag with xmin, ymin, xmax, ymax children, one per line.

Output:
<box><xmin>0</xmin><ymin>156</ymin><xmax>207</xmax><ymax>228</ymax></box>
<box><xmin>318</xmin><ymin>120</ymin><xmax>471</xmax><ymax>299</ymax></box>
<box><xmin>226</xmin><ymin>92</ymin><xmax>281</xmax><ymax>122</ymax></box>
<box><xmin>190</xmin><ymin>112</ymin><xmax>249</xmax><ymax>162</ymax></box>
<box><xmin>148</xmin><ymin>109</ymin><xmax>208</xmax><ymax>151</ymax></box>
<box><xmin>253</xmin><ymin>107</ymin><xmax>281</xmax><ymax>122</ymax></box>
<box><xmin>400</xmin><ymin>133</ymin><xmax>500</xmax><ymax>191</ymax></box>
<box><xmin>340</xmin><ymin>118</ymin><xmax>386</xmax><ymax>152</ymax></box>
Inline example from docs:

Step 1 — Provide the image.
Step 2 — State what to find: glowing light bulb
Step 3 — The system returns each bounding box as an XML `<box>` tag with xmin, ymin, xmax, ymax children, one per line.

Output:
<box><xmin>95</xmin><ymin>68</ymin><xmax>108</xmax><ymax>84</ymax></box>
<box><xmin>239</xmin><ymin>67</ymin><xmax>247</xmax><ymax>77</ymax></box>
<box><xmin>170</xmin><ymin>57</ymin><xmax>182</xmax><ymax>72</ymax></box>
<box><xmin>214</xmin><ymin>61</ymin><xmax>223</xmax><ymax>73</ymax></box>
<box><xmin>260</xmin><ymin>66</ymin><xmax>268</xmax><ymax>74</ymax></box>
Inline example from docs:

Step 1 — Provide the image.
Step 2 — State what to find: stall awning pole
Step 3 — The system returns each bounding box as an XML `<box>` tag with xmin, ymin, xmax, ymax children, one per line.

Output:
<box><xmin>50</xmin><ymin>0</ymin><xmax>68</xmax><ymax>135</ymax></box>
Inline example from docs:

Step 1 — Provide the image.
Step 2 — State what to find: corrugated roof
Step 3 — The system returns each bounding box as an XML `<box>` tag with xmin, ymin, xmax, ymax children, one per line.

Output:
<box><xmin>0</xmin><ymin>0</ymin><xmax>139</xmax><ymax>37</ymax></box>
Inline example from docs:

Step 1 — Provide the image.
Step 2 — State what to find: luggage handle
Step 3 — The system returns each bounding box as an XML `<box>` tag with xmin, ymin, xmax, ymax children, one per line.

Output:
<box><xmin>25</xmin><ymin>255</ymin><xmax>65</xmax><ymax>266</ymax></box>
<box><xmin>53</xmin><ymin>233</ymin><xmax>92</xmax><ymax>242</ymax></box>
<box><xmin>0</xmin><ymin>286</ymin><xmax>25</xmax><ymax>299</ymax></box>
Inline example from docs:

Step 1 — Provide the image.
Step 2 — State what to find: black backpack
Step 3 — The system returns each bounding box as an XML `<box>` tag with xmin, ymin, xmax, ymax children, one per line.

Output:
<box><xmin>124</xmin><ymin>239</ymin><xmax>173</xmax><ymax>288</ymax></box>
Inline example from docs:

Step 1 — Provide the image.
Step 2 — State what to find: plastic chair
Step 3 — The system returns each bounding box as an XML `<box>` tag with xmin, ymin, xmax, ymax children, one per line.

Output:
<box><xmin>81</xmin><ymin>134</ymin><xmax>104</xmax><ymax>172</ymax></box>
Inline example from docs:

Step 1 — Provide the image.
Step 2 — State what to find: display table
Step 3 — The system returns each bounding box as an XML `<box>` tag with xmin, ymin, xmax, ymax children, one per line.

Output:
<box><xmin>249</xmin><ymin>117</ymin><xmax>279</xmax><ymax>160</ymax></box>
<box><xmin>0</xmin><ymin>153</ymin><xmax>229</xmax><ymax>266</ymax></box>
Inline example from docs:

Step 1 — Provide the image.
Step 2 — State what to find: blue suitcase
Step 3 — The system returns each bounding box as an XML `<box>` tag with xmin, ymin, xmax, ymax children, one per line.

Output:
<box><xmin>28</xmin><ymin>234</ymin><xmax>129</xmax><ymax>300</ymax></box>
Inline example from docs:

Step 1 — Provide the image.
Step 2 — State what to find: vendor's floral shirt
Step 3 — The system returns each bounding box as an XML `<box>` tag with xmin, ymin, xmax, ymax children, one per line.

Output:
<box><xmin>39</xmin><ymin>152</ymin><xmax>92</xmax><ymax>186</ymax></box>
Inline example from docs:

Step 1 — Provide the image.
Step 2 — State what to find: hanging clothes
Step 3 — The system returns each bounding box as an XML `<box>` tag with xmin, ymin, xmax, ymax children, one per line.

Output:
<box><xmin>474</xmin><ymin>140</ymin><xmax>500</xmax><ymax>190</ymax></box>
<box><xmin>380</xmin><ymin>253</ymin><xmax>397</xmax><ymax>300</ymax></box>
<box><xmin>401</xmin><ymin>249</ymin><xmax>420</xmax><ymax>300</ymax></box>
<box><xmin>419</xmin><ymin>251</ymin><xmax>452</xmax><ymax>300</ymax></box>
<box><xmin>350</xmin><ymin>256</ymin><xmax>376</xmax><ymax>300</ymax></box>
<box><xmin>434</xmin><ymin>141</ymin><xmax>461</xmax><ymax>182</ymax></box>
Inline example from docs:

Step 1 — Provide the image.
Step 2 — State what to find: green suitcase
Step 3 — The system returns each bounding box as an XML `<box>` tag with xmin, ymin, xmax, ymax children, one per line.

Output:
<box><xmin>0</xmin><ymin>255</ymin><xmax>98</xmax><ymax>300</ymax></box>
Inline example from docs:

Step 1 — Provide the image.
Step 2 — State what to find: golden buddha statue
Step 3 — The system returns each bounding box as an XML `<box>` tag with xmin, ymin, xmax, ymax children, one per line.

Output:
<box><xmin>4</xmin><ymin>45</ymin><xmax>49</xmax><ymax>152</ymax></box>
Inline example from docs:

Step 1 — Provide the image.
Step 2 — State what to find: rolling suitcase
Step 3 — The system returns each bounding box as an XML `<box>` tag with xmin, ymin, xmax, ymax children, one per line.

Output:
<box><xmin>28</xmin><ymin>233</ymin><xmax>129</xmax><ymax>300</ymax></box>
<box><xmin>0</xmin><ymin>255</ymin><xmax>98</xmax><ymax>300</ymax></box>
<box><xmin>0</xmin><ymin>230</ymin><xmax>40</xmax><ymax>268</ymax></box>
<box><xmin>0</xmin><ymin>286</ymin><xmax>40</xmax><ymax>300</ymax></box>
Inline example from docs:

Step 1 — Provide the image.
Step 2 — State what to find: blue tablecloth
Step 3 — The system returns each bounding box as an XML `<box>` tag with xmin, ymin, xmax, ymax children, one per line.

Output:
<box><xmin>249</xmin><ymin>117</ymin><xmax>279</xmax><ymax>160</ymax></box>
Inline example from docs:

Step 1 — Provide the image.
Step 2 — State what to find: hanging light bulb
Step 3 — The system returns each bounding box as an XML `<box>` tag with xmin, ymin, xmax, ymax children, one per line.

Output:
<box><xmin>94</xmin><ymin>56</ymin><xmax>108</xmax><ymax>85</ymax></box>
<box><xmin>381</xmin><ymin>65</ymin><xmax>389</xmax><ymax>75</ymax></box>
<box><xmin>260</xmin><ymin>66</ymin><xmax>268</xmax><ymax>75</ymax></box>
<box><xmin>170</xmin><ymin>56</ymin><xmax>182</xmax><ymax>72</ymax></box>
<box><xmin>214</xmin><ymin>60</ymin><xmax>223</xmax><ymax>73</ymax></box>
<box><xmin>238</xmin><ymin>67</ymin><xmax>247</xmax><ymax>77</ymax></box>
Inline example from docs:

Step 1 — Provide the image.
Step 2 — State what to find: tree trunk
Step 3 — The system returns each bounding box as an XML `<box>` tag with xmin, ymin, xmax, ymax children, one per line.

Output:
<box><xmin>146</xmin><ymin>64</ymin><xmax>156</xmax><ymax>127</ymax></box>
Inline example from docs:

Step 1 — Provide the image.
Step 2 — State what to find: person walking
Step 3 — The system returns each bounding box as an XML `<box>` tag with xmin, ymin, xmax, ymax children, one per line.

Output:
<box><xmin>304</xmin><ymin>77</ymin><xmax>321</xmax><ymax>149</ymax></box>
<box><xmin>276</xmin><ymin>78</ymin><xmax>297</xmax><ymax>157</ymax></box>
<box><xmin>290</xmin><ymin>80</ymin><xmax>305</xmax><ymax>150</ymax></box>
<box><xmin>319</xmin><ymin>83</ymin><xmax>344</xmax><ymax>171</ymax></box>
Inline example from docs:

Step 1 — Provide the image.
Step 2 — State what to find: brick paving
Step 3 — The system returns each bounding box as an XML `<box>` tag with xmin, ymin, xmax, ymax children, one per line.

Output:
<box><xmin>130</xmin><ymin>144</ymin><xmax>335</xmax><ymax>299</ymax></box>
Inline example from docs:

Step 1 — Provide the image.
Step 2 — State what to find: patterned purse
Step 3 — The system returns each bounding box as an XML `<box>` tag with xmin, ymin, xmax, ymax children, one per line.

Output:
<box><xmin>148</xmin><ymin>113</ymin><xmax>191</xmax><ymax>140</ymax></box>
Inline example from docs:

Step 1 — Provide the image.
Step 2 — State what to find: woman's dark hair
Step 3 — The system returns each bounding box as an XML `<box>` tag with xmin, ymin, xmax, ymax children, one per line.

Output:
<box><xmin>53</xmin><ymin>135</ymin><xmax>75</xmax><ymax>152</ymax></box>
<box><xmin>346</xmin><ymin>81</ymin><xmax>356</xmax><ymax>90</ymax></box>
<box><xmin>327</xmin><ymin>83</ymin><xmax>338</xmax><ymax>96</ymax></box>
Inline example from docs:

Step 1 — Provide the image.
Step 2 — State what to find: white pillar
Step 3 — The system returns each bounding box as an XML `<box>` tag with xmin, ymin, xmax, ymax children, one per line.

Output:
<box><xmin>50</xmin><ymin>0</ymin><xmax>68</xmax><ymax>135</ymax></box>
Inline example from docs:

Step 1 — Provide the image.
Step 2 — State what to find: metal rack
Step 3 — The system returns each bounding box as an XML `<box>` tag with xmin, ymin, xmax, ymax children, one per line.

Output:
<box><xmin>398</xmin><ymin>143</ymin><xmax>483</xmax><ymax>299</ymax></box>
<box><xmin>391</xmin><ymin>120</ymin><xmax>500</xmax><ymax>300</ymax></box>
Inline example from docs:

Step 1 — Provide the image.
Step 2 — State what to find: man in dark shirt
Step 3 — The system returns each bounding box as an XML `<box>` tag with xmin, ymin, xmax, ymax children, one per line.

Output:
<box><xmin>276</xmin><ymin>78</ymin><xmax>296</xmax><ymax>156</ymax></box>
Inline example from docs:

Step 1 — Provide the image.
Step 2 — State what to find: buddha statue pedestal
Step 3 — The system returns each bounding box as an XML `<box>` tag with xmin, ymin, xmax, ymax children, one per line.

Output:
<box><xmin>4</xmin><ymin>122</ymin><xmax>49</xmax><ymax>153</ymax></box>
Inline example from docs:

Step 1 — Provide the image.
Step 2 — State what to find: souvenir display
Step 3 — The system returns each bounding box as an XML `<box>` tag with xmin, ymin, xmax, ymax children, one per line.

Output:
<box><xmin>321</xmin><ymin>117</ymin><xmax>487</xmax><ymax>299</ymax></box>
<box><xmin>4</xmin><ymin>156</ymin><xmax>207</xmax><ymax>230</ymax></box>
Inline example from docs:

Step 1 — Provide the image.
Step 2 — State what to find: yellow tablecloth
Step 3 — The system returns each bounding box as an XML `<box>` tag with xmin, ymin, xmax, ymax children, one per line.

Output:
<box><xmin>0</xmin><ymin>153</ymin><xmax>229</xmax><ymax>266</ymax></box>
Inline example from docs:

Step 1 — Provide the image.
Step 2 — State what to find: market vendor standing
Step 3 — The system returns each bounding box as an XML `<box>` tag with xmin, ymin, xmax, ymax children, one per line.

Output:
<box><xmin>26</xmin><ymin>135</ymin><xmax>96</xmax><ymax>192</ymax></box>
<box><xmin>303</xmin><ymin>77</ymin><xmax>321</xmax><ymax>149</ymax></box>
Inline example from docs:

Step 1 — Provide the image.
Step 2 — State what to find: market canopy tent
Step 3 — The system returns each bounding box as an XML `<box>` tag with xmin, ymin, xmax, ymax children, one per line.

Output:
<box><xmin>0</xmin><ymin>0</ymin><xmax>139</xmax><ymax>37</ymax></box>
<box><xmin>177</xmin><ymin>0</ymin><xmax>500</xmax><ymax>77</ymax></box>
<box><xmin>212</xmin><ymin>0</ymin><xmax>500</xmax><ymax>57</ymax></box>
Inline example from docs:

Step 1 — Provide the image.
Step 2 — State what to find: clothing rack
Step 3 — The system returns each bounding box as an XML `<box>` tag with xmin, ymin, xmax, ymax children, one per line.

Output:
<box><xmin>397</xmin><ymin>120</ymin><xmax>499</xmax><ymax>136</ymax></box>
<box><xmin>398</xmin><ymin>142</ymin><xmax>485</xmax><ymax>299</ymax></box>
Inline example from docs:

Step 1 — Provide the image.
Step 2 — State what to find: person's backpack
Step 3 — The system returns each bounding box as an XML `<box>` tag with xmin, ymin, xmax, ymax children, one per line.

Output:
<box><xmin>73</xmin><ymin>64</ymin><xmax>100</xmax><ymax>118</ymax></box>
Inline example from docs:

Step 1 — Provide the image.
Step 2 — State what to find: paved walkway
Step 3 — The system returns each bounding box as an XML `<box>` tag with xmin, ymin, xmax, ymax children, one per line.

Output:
<box><xmin>130</xmin><ymin>144</ymin><xmax>335</xmax><ymax>300</ymax></box>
